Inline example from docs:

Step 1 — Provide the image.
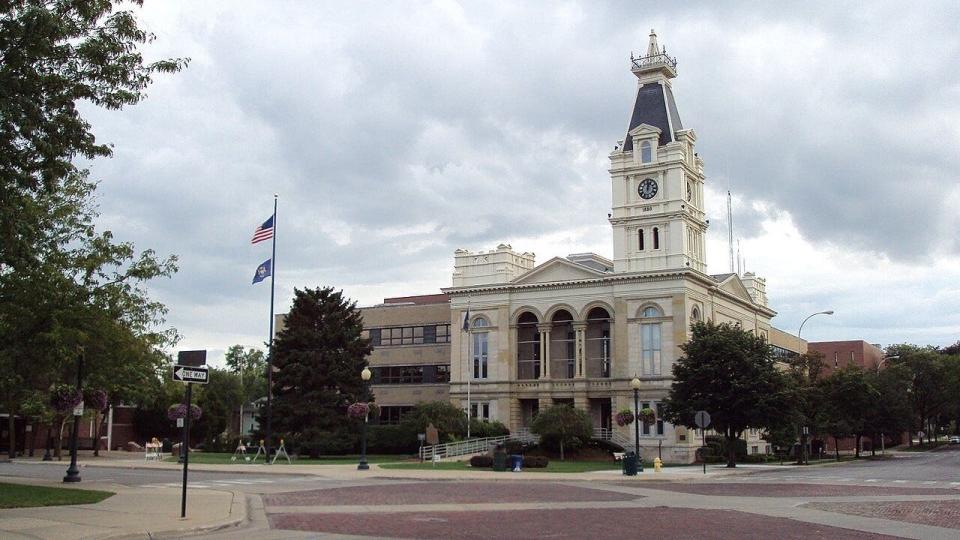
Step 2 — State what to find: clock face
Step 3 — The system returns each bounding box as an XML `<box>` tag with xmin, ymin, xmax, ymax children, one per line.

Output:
<box><xmin>638</xmin><ymin>178</ymin><xmax>658</xmax><ymax>199</ymax></box>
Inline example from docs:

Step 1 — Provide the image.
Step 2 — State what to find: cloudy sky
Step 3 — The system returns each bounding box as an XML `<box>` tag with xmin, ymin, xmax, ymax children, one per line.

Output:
<box><xmin>83</xmin><ymin>1</ymin><xmax>960</xmax><ymax>366</ymax></box>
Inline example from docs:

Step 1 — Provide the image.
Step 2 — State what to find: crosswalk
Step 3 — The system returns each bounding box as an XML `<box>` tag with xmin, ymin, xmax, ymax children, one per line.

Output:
<box><xmin>715</xmin><ymin>474</ymin><xmax>960</xmax><ymax>488</ymax></box>
<box><xmin>139</xmin><ymin>476</ymin><xmax>322</xmax><ymax>490</ymax></box>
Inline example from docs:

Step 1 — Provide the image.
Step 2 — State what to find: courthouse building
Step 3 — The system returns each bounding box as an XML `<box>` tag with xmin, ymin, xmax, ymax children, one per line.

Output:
<box><xmin>355</xmin><ymin>31</ymin><xmax>803</xmax><ymax>463</ymax></box>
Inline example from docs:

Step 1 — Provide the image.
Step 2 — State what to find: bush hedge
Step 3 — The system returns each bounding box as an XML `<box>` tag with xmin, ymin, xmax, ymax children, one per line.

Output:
<box><xmin>522</xmin><ymin>455</ymin><xmax>549</xmax><ymax>468</ymax></box>
<box><xmin>470</xmin><ymin>455</ymin><xmax>493</xmax><ymax>468</ymax></box>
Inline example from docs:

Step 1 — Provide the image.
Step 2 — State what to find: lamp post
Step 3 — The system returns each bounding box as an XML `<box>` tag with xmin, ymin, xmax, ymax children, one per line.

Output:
<box><xmin>630</xmin><ymin>376</ymin><xmax>642</xmax><ymax>471</ymax></box>
<box><xmin>796</xmin><ymin>309</ymin><xmax>833</xmax><ymax>465</ymax></box>
<box><xmin>64</xmin><ymin>351</ymin><xmax>84</xmax><ymax>483</ymax></box>
<box><xmin>358</xmin><ymin>367</ymin><xmax>372</xmax><ymax>471</ymax></box>
<box><xmin>874</xmin><ymin>355</ymin><xmax>899</xmax><ymax>455</ymax></box>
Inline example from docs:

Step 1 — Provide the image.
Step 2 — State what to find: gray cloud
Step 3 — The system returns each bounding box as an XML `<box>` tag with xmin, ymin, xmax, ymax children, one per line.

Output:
<box><xmin>77</xmin><ymin>1</ymin><xmax>959</xmax><ymax>359</ymax></box>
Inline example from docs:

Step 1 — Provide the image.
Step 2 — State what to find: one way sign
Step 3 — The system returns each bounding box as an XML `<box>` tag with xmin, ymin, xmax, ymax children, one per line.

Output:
<box><xmin>172</xmin><ymin>365</ymin><xmax>209</xmax><ymax>384</ymax></box>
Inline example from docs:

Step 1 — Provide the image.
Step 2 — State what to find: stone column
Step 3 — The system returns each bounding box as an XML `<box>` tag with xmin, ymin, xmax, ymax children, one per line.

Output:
<box><xmin>537</xmin><ymin>323</ymin><xmax>552</xmax><ymax>380</ymax></box>
<box><xmin>573</xmin><ymin>322</ymin><xmax>587</xmax><ymax>378</ymax></box>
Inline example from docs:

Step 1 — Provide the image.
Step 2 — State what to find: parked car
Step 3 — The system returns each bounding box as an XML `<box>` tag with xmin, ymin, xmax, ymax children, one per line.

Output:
<box><xmin>949</xmin><ymin>436</ymin><xmax>960</xmax><ymax>445</ymax></box>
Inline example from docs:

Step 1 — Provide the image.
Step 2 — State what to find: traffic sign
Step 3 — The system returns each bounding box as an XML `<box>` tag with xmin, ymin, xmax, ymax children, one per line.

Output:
<box><xmin>173</xmin><ymin>365</ymin><xmax>209</xmax><ymax>384</ymax></box>
<box><xmin>694</xmin><ymin>410</ymin><xmax>711</xmax><ymax>429</ymax></box>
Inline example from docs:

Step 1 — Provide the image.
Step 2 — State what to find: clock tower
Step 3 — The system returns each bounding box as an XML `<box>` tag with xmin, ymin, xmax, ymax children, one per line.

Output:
<box><xmin>609</xmin><ymin>30</ymin><xmax>707</xmax><ymax>274</ymax></box>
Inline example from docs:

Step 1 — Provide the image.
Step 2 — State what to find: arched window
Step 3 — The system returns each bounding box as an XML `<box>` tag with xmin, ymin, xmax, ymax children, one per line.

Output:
<box><xmin>653</xmin><ymin>227</ymin><xmax>660</xmax><ymax>249</ymax></box>
<box><xmin>640</xmin><ymin>140</ymin><xmax>652</xmax><ymax>163</ymax></box>
<box><xmin>472</xmin><ymin>316</ymin><xmax>489</xmax><ymax>328</ymax></box>
<box><xmin>550</xmin><ymin>310</ymin><xmax>575</xmax><ymax>379</ymax></box>
<box><xmin>640</xmin><ymin>306</ymin><xmax>662</xmax><ymax>375</ymax></box>
<box><xmin>638</xmin><ymin>229</ymin><xmax>645</xmax><ymax>251</ymax></box>
<box><xmin>691</xmin><ymin>306</ymin><xmax>701</xmax><ymax>322</ymax></box>
<box><xmin>585</xmin><ymin>307</ymin><xmax>612</xmax><ymax>378</ymax></box>
<box><xmin>516</xmin><ymin>312</ymin><xmax>540</xmax><ymax>380</ymax></box>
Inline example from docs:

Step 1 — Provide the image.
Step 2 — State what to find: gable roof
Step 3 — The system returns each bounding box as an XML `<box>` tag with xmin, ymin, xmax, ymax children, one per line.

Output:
<box><xmin>710</xmin><ymin>273</ymin><xmax>756</xmax><ymax>305</ymax></box>
<box><xmin>511</xmin><ymin>256</ymin><xmax>608</xmax><ymax>285</ymax></box>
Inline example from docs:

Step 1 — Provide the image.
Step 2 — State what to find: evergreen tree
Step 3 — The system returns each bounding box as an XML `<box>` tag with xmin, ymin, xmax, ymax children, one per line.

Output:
<box><xmin>267</xmin><ymin>287</ymin><xmax>372</xmax><ymax>452</ymax></box>
<box><xmin>663</xmin><ymin>321</ymin><xmax>790</xmax><ymax>468</ymax></box>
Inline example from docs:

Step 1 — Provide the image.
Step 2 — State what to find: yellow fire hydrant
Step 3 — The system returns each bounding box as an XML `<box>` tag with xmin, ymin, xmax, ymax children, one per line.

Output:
<box><xmin>654</xmin><ymin>457</ymin><xmax>663</xmax><ymax>472</ymax></box>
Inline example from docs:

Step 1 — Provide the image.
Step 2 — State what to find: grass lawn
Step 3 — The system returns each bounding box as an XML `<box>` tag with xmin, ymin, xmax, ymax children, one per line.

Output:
<box><xmin>379</xmin><ymin>459</ymin><xmax>623</xmax><ymax>473</ymax></box>
<box><xmin>897</xmin><ymin>442</ymin><xmax>950</xmax><ymax>452</ymax></box>
<box><xmin>0</xmin><ymin>482</ymin><xmax>114</xmax><ymax>509</ymax></box>
<box><xmin>163</xmin><ymin>452</ymin><xmax>407</xmax><ymax>465</ymax></box>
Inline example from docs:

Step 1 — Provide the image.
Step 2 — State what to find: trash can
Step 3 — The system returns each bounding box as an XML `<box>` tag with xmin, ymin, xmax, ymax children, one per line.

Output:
<box><xmin>510</xmin><ymin>454</ymin><xmax>523</xmax><ymax>472</ymax></box>
<box><xmin>622</xmin><ymin>451</ymin><xmax>638</xmax><ymax>476</ymax></box>
<box><xmin>493</xmin><ymin>450</ymin><xmax>507</xmax><ymax>472</ymax></box>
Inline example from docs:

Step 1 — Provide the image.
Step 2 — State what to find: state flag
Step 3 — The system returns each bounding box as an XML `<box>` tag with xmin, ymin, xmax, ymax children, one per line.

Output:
<box><xmin>252</xmin><ymin>258</ymin><xmax>272</xmax><ymax>284</ymax></box>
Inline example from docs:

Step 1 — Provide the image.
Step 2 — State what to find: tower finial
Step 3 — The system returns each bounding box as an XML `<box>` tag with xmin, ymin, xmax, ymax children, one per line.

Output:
<box><xmin>647</xmin><ymin>29</ymin><xmax>660</xmax><ymax>57</ymax></box>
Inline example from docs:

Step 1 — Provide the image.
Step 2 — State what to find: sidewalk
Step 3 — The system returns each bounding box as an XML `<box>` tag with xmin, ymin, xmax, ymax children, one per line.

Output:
<box><xmin>12</xmin><ymin>453</ymin><xmax>773</xmax><ymax>483</ymax></box>
<box><xmin>0</xmin><ymin>475</ymin><xmax>246</xmax><ymax>539</ymax></box>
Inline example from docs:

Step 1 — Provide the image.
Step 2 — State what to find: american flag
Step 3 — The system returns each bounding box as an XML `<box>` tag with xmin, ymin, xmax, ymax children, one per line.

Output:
<box><xmin>251</xmin><ymin>215</ymin><xmax>274</xmax><ymax>244</ymax></box>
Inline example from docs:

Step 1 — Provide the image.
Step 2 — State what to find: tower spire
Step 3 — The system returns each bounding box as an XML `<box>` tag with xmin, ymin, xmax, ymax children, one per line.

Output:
<box><xmin>646</xmin><ymin>29</ymin><xmax>661</xmax><ymax>57</ymax></box>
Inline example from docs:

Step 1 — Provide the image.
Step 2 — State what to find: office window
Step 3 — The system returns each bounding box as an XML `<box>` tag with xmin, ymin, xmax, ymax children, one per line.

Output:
<box><xmin>470</xmin><ymin>402</ymin><xmax>491</xmax><ymax>422</ymax></box>
<box><xmin>436</xmin><ymin>364</ymin><xmax>450</xmax><ymax>383</ymax></box>
<box><xmin>655</xmin><ymin>403</ymin><xmax>665</xmax><ymax>436</ymax></box>
<box><xmin>638</xmin><ymin>229</ymin><xmax>645</xmax><ymax>251</ymax></box>
<box><xmin>653</xmin><ymin>227</ymin><xmax>660</xmax><ymax>249</ymax></box>
<box><xmin>378</xmin><ymin>406</ymin><xmax>413</xmax><ymax>425</ymax></box>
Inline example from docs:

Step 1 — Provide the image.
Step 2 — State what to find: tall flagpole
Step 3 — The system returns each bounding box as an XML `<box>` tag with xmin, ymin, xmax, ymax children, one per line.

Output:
<box><xmin>266</xmin><ymin>193</ymin><xmax>278</xmax><ymax>463</ymax></box>
<box><xmin>466</xmin><ymin>299</ymin><xmax>471</xmax><ymax>439</ymax></box>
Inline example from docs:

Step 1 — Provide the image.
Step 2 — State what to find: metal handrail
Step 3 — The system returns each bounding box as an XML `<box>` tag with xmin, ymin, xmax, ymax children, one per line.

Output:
<box><xmin>419</xmin><ymin>429</ymin><xmax>541</xmax><ymax>461</ymax></box>
<box><xmin>631</xmin><ymin>53</ymin><xmax>678</xmax><ymax>71</ymax></box>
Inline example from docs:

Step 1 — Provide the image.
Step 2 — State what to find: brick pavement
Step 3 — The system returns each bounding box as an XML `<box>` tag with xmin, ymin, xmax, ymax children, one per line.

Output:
<box><xmin>263</xmin><ymin>481</ymin><xmax>640</xmax><ymax>506</ymax></box>
<box><xmin>803</xmin><ymin>500</ymin><xmax>960</xmax><ymax>530</ymax></box>
<box><xmin>628</xmin><ymin>482</ymin><xmax>956</xmax><ymax>497</ymax></box>
<box><xmin>268</xmin><ymin>507</ymin><xmax>902</xmax><ymax>539</ymax></box>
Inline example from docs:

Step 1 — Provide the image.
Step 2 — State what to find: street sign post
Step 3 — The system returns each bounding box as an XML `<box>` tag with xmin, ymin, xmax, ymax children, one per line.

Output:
<box><xmin>173</xmin><ymin>351</ymin><xmax>207</xmax><ymax>519</ymax></box>
<box><xmin>694</xmin><ymin>410</ymin><xmax>711</xmax><ymax>475</ymax></box>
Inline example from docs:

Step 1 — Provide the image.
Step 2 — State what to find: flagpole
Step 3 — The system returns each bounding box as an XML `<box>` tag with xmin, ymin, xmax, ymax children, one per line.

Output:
<box><xmin>266</xmin><ymin>193</ymin><xmax>278</xmax><ymax>463</ymax></box>
<box><xmin>466</xmin><ymin>300</ymin><xmax>471</xmax><ymax>440</ymax></box>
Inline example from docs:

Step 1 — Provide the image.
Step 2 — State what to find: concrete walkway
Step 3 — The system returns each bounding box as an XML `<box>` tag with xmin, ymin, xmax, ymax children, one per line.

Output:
<box><xmin>0</xmin><ymin>475</ymin><xmax>245</xmax><ymax>539</ymax></box>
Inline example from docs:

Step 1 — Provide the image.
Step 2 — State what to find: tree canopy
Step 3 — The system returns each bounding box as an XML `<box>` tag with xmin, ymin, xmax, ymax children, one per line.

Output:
<box><xmin>530</xmin><ymin>403</ymin><xmax>592</xmax><ymax>460</ymax></box>
<box><xmin>663</xmin><ymin>321</ymin><xmax>789</xmax><ymax>467</ymax></box>
<box><xmin>0</xmin><ymin>0</ymin><xmax>187</xmax><ymax>458</ymax></box>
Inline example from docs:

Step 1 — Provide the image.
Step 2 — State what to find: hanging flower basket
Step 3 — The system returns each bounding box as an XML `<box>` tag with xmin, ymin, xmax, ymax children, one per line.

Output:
<box><xmin>50</xmin><ymin>384</ymin><xmax>83</xmax><ymax>414</ymax></box>
<box><xmin>347</xmin><ymin>402</ymin><xmax>378</xmax><ymax>420</ymax></box>
<box><xmin>84</xmin><ymin>389</ymin><xmax>109</xmax><ymax>412</ymax></box>
<box><xmin>167</xmin><ymin>403</ymin><xmax>202</xmax><ymax>421</ymax></box>
<box><xmin>615</xmin><ymin>409</ymin><xmax>635</xmax><ymax>427</ymax></box>
<box><xmin>638</xmin><ymin>407</ymin><xmax>656</xmax><ymax>425</ymax></box>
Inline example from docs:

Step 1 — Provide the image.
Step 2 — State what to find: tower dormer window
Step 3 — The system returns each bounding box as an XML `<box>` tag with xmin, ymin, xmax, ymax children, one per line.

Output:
<box><xmin>640</xmin><ymin>140</ymin><xmax>652</xmax><ymax>163</ymax></box>
<box><xmin>638</xmin><ymin>229</ymin><xmax>645</xmax><ymax>251</ymax></box>
<box><xmin>653</xmin><ymin>227</ymin><xmax>660</xmax><ymax>249</ymax></box>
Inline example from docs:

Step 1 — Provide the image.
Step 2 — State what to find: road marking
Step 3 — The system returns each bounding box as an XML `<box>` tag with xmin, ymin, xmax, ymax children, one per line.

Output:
<box><xmin>864</xmin><ymin>479</ymin><xmax>879</xmax><ymax>483</ymax></box>
<box><xmin>892</xmin><ymin>480</ymin><xmax>907</xmax><ymax>484</ymax></box>
<box><xmin>921</xmin><ymin>481</ymin><xmax>938</xmax><ymax>485</ymax></box>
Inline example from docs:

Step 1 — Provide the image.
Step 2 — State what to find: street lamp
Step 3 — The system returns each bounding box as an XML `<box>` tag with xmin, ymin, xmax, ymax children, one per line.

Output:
<box><xmin>630</xmin><ymin>376</ymin><xmax>642</xmax><ymax>472</ymax></box>
<box><xmin>64</xmin><ymin>351</ymin><xmax>84</xmax><ymax>483</ymax></box>
<box><xmin>797</xmin><ymin>310</ymin><xmax>834</xmax><ymax>352</ymax></box>
<box><xmin>796</xmin><ymin>310</ymin><xmax>833</xmax><ymax>465</ymax></box>
<box><xmin>875</xmin><ymin>355</ymin><xmax>899</xmax><ymax>455</ymax></box>
<box><xmin>358</xmin><ymin>367</ymin><xmax>372</xmax><ymax>471</ymax></box>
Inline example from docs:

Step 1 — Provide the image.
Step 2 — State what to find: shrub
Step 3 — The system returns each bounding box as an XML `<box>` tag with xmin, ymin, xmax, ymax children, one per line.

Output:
<box><xmin>366</xmin><ymin>424</ymin><xmax>419</xmax><ymax>454</ymax></box>
<box><xmin>299</xmin><ymin>429</ymin><xmax>355</xmax><ymax>457</ymax></box>
<box><xmin>523</xmin><ymin>455</ymin><xmax>549</xmax><ymax>468</ymax></box>
<box><xmin>469</xmin><ymin>419</ymin><xmax>509</xmax><ymax>438</ymax></box>
<box><xmin>470</xmin><ymin>455</ymin><xmax>493</xmax><ymax>468</ymax></box>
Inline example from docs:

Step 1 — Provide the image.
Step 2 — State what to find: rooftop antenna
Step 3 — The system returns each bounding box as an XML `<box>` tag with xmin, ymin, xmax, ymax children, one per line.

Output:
<box><xmin>727</xmin><ymin>191</ymin><xmax>734</xmax><ymax>273</ymax></box>
<box><xmin>736</xmin><ymin>239</ymin><xmax>741</xmax><ymax>276</ymax></box>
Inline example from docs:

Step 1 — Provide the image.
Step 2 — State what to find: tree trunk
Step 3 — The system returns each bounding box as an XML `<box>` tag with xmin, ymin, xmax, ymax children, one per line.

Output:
<box><xmin>559</xmin><ymin>439</ymin><xmax>564</xmax><ymax>461</ymax></box>
<box><xmin>834</xmin><ymin>437</ymin><xmax>840</xmax><ymax>461</ymax></box>
<box><xmin>92</xmin><ymin>411</ymin><xmax>101</xmax><ymax>457</ymax></box>
<box><xmin>28</xmin><ymin>418</ymin><xmax>37</xmax><ymax>457</ymax></box>
<box><xmin>56</xmin><ymin>416</ymin><xmax>66</xmax><ymax>460</ymax></box>
<box><xmin>6</xmin><ymin>413</ymin><xmax>15</xmax><ymax>460</ymax></box>
<box><xmin>871</xmin><ymin>433</ymin><xmax>876</xmax><ymax>457</ymax></box>
<box><xmin>725</xmin><ymin>430</ymin><xmax>736</xmax><ymax>468</ymax></box>
<box><xmin>855</xmin><ymin>434</ymin><xmax>861</xmax><ymax>458</ymax></box>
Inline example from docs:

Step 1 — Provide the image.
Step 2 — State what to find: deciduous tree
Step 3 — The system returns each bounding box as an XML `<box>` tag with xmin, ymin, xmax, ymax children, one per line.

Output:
<box><xmin>663</xmin><ymin>321</ymin><xmax>790</xmax><ymax>468</ymax></box>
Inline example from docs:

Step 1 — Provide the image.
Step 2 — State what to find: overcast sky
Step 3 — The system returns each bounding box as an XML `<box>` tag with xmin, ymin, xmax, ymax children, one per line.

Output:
<box><xmin>83</xmin><ymin>1</ymin><xmax>960</xmax><ymax>366</ymax></box>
